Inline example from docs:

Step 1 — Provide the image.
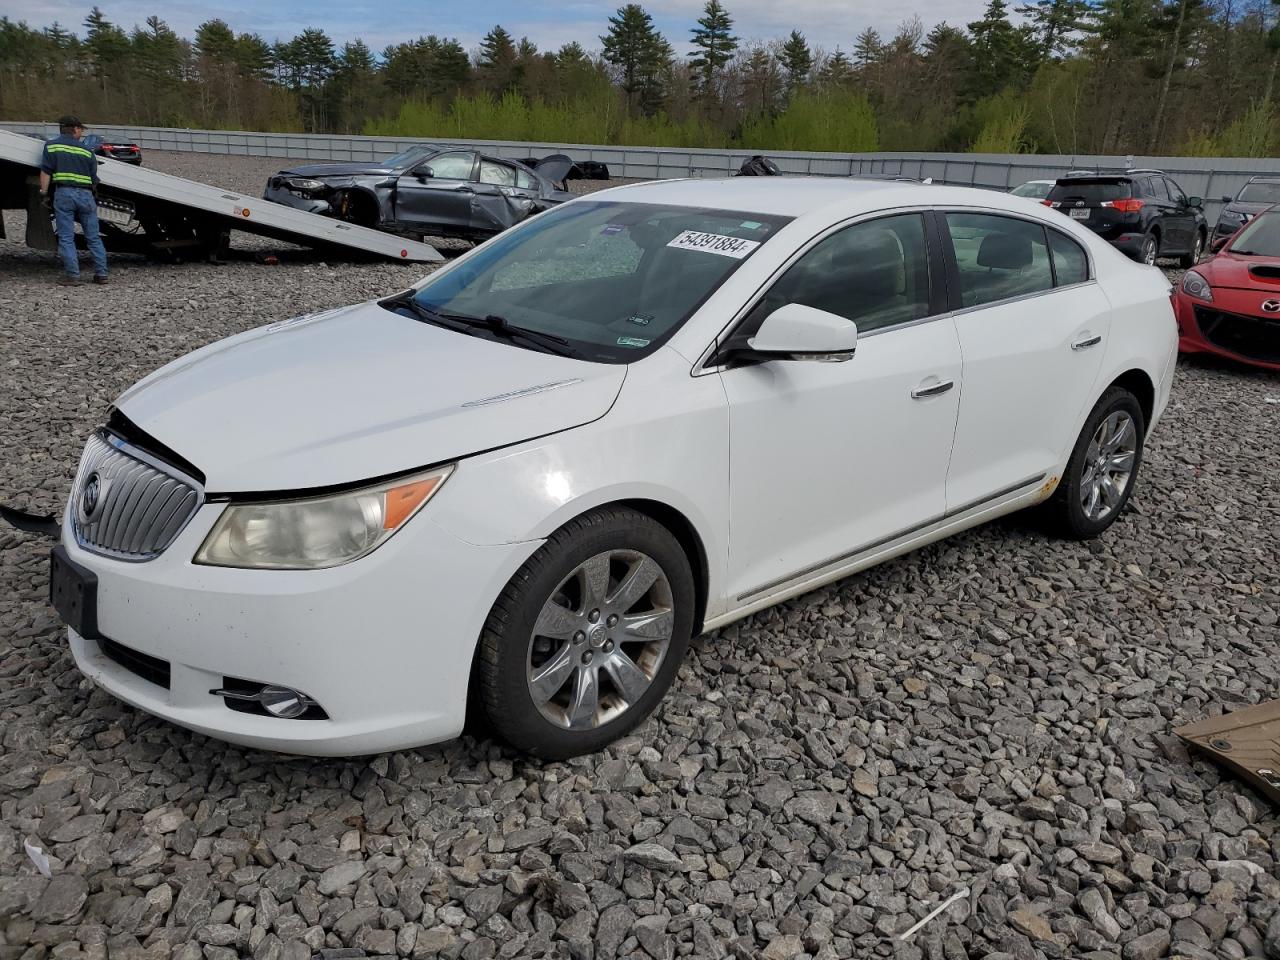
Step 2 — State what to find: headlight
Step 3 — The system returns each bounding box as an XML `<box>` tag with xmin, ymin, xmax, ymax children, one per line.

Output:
<box><xmin>1181</xmin><ymin>270</ymin><xmax>1213</xmax><ymax>302</ymax></box>
<box><xmin>286</xmin><ymin>178</ymin><xmax>327</xmax><ymax>193</ymax></box>
<box><xmin>195</xmin><ymin>465</ymin><xmax>452</xmax><ymax>569</ymax></box>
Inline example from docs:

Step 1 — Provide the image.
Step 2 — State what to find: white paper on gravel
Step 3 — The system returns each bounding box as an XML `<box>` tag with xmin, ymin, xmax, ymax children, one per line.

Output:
<box><xmin>666</xmin><ymin>230</ymin><xmax>761</xmax><ymax>259</ymax></box>
<box><xmin>24</xmin><ymin>838</ymin><xmax>52</xmax><ymax>877</ymax></box>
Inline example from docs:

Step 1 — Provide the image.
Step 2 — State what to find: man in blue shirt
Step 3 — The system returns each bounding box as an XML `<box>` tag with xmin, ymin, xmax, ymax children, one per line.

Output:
<box><xmin>38</xmin><ymin>115</ymin><xmax>109</xmax><ymax>286</ymax></box>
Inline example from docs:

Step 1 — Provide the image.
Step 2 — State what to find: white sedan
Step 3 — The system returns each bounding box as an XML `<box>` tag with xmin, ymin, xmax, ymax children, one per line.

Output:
<box><xmin>51</xmin><ymin>177</ymin><xmax>1178</xmax><ymax>758</ymax></box>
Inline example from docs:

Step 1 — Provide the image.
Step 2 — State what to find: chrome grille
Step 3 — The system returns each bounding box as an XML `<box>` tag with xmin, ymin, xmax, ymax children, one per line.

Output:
<box><xmin>70</xmin><ymin>431</ymin><xmax>203</xmax><ymax>561</ymax></box>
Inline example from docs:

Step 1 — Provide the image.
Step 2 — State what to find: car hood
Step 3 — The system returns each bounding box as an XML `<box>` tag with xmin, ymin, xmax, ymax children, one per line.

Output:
<box><xmin>1223</xmin><ymin>202</ymin><xmax>1272</xmax><ymax>219</ymax></box>
<box><xmin>278</xmin><ymin>162</ymin><xmax>394</xmax><ymax>179</ymax></box>
<box><xmin>1199</xmin><ymin>253</ymin><xmax>1280</xmax><ymax>291</ymax></box>
<box><xmin>114</xmin><ymin>302</ymin><xmax>625</xmax><ymax>493</ymax></box>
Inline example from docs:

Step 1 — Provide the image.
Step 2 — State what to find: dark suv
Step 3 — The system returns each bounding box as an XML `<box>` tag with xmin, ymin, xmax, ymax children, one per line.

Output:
<box><xmin>1212</xmin><ymin>176</ymin><xmax>1280</xmax><ymax>249</ymax></box>
<box><xmin>1045</xmin><ymin>169</ymin><xmax>1207</xmax><ymax>266</ymax></box>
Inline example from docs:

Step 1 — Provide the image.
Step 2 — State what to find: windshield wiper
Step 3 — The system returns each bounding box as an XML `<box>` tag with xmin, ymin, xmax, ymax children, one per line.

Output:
<box><xmin>434</xmin><ymin>309</ymin><xmax>577</xmax><ymax>357</ymax></box>
<box><xmin>382</xmin><ymin>295</ymin><xmax>578</xmax><ymax>358</ymax></box>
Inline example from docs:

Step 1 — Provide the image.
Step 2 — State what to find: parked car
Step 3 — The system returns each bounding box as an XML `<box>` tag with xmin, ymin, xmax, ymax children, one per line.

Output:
<box><xmin>1175</xmin><ymin>203</ymin><xmax>1280</xmax><ymax>371</ymax></box>
<box><xmin>49</xmin><ymin>178</ymin><xmax>1176</xmax><ymax>758</ymax></box>
<box><xmin>1211</xmin><ymin>176</ymin><xmax>1280</xmax><ymax>249</ymax></box>
<box><xmin>1010</xmin><ymin>179</ymin><xmax>1055</xmax><ymax>200</ymax></box>
<box><xmin>263</xmin><ymin>143</ymin><xmax>573</xmax><ymax>242</ymax></box>
<box><xmin>81</xmin><ymin>133</ymin><xmax>142</xmax><ymax>165</ymax></box>
<box><xmin>1044</xmin><ymin>169</ymin><xmax>1207</xmax><ymax>266</ymax></box>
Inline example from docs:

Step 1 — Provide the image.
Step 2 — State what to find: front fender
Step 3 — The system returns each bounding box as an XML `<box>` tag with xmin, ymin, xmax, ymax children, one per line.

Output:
<box><xmin>428</xmin><ymin>349</ymin><xmax>731</xmax><ymax>618</ymax></box>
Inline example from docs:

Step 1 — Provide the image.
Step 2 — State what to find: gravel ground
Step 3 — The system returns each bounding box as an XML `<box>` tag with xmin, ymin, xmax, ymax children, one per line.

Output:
<box><xmin>3</xmin><ymin>153</ymin><xmax>1280</xmax><ymax>960</ymax></box>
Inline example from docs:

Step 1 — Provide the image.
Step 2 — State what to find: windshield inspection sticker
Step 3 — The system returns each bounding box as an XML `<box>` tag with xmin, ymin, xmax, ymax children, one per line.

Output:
<box><xmin>667</xmin><ymin>230</ymin><xmax>761</xmax><ymax>259</ymax></box>
<box><xmin>617</xmin><ymin>336</ymin><xmax>651</xmax><ymax>348</ymax></box>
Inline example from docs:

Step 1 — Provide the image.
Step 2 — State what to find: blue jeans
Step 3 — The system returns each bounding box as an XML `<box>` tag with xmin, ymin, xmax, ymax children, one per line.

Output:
<box><xmin>53</xmin><ymin>187</ymin><xmax>108</xmax><ymax>278</ymax></box>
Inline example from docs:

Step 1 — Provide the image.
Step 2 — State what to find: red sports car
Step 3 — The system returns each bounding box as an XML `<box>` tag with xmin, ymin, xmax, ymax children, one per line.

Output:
<box><xmin>1174</xmin><ymin>204</ymin><xmax>1280</xmax><ymax>371</ymax></box>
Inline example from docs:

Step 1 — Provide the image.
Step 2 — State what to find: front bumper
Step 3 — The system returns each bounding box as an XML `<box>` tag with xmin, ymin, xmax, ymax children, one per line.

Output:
<box><xmin>262</xmin><ymin>184</ymin><xmax>331</xmax><ymax>216</ymax></box>
<box><xmin>1174</xmin><ymin>291</ymin><xmax>1280</xmax><ymax>371</ymax></box>
<box><xmin>61</xmin><ymin>501</ymin><xmax>537</xmax><ymax>755</ymax></box>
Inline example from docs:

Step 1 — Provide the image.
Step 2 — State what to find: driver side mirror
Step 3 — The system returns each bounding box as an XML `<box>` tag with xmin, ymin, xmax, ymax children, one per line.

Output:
<box><xmin>1188</xmin><ymin>196</ymin><xmax>1203</xmax><ymax>209</ymax></box>
<box><xmin>414</xmin><ymin>167</ymin><xmax>433</xmax><ymax>181</ymax></box>
<box><xmin>725</xmin><ymin>303</ymin><xmax>859</xmax><ymax>364</ymax></box>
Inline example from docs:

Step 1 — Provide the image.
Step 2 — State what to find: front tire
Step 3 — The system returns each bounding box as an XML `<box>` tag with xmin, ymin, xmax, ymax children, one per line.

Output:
<box><xmin>477</xmin><ymin>507</ymin><xmax>694</xmax><ymax>759</ymax></box>
<box><xmin>1044</xmin><ymin>387</ymin><xmax>1145</xmax><ymax>540</ymax></box>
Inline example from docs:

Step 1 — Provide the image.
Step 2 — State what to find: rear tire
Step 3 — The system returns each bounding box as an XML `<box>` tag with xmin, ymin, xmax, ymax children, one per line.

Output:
<box><xmin>477</xmin><ymin>507</ymin><xmax>694</xmax><ymax>759</ymax></box>
<box><xmin>1178</xmin><ymin>230</ymin><xmax>1205</xmax><ymax>269</ymax></box>
<box><xmin>1139</xmin><ymin>231</ymin><xmax>1159</xmax><ymax>266</ymax></box>
<box><xmin>1043</xmin><ymin>387</ymin><xmax>1145</xmax><ymax>540</ymax></box>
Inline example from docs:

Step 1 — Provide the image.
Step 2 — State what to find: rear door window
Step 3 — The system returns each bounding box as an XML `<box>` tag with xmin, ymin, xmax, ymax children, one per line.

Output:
<box><xmin>1048</xmin><ymin>180</ymin><xmax>1132</xmax><ymax>205</ymax></box>
<box><xmin>944</xmin><ymin>212</ymin><xmax>1054</xmax><ymax>308</ymax></box>
<box><xmin>479</xmin><ymin>160</ymin><xmax>517</xmax><ymax>187</ymax></box>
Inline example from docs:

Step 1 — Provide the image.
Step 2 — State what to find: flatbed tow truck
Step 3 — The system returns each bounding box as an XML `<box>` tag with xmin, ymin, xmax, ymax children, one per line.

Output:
<box><xmin>0</xmin><ymin>129</ymin><xmax>441</xmax><ymax>264</ymax></box>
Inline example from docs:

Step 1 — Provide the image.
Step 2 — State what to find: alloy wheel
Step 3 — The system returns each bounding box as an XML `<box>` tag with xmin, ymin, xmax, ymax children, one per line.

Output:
<box><xmin>1080</xmin><ymin>411</ymin><xmax>1138</xmax><ymax>522</ymax></box>
<box><xmin>526</xmin><ymin>550</ymin><xmax>674</xmax><ymax>730</ymax></box>
<box><xmin>1192</xmin><ymin>233</ymin><xmax>1203</xmax><ymax>262</ymax></box>
<box><xmin>1142</xmin><ymin>237</ymin><xmax>1157</xmax><ymax>265</ymax></box>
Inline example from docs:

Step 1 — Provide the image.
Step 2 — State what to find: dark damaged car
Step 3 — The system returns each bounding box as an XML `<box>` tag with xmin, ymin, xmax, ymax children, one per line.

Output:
<box><xmin>262</xmin><ymin>143</ymin><xmax>574</xmax><ymax>242</ymax></box>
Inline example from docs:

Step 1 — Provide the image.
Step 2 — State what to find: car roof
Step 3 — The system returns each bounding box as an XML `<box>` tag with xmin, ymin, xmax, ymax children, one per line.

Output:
<box><xmin>1245</xmin><ymin>175</ymin><xmax>1280</xmax><ymax>183</ymax></box>
<box><xmin>585</xmin><ymin>176</ymin><xmax>980</xmax><ymax>218</ymax></box>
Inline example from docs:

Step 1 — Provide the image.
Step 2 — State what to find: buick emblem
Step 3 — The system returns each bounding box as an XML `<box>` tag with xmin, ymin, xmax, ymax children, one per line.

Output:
<box><xmin>81</xmin><ymin>472</ymin><xmax>103</xmax><ymax>520</ymax></box>
<box><xmin>1262</xmin><ymin>300</ymin><xmax>1280</xmax><ymax>314</ymax></box>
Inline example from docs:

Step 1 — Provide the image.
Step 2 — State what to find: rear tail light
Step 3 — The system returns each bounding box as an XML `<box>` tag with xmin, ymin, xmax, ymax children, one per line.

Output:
<box><xmin>1103</xmin><ymin>198</ymin><xmax>1145</xmax><ymax>213</ymax></box>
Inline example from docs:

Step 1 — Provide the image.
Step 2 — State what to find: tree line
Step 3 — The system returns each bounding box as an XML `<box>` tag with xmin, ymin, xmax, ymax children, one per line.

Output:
<box><xmin>2</xmin><ymin>0</ymin><xmax>1278</xmax><ymax>156</ymax></box>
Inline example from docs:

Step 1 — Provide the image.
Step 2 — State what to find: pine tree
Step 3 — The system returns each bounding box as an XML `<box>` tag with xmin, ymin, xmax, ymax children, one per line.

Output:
<box><xmin>602</xmin><ymin>5</ymin><xmax>672</xmax><ymax>112</ymax></box>
<box><xmin>478</xmin><ymin>25</ymin><xmax>519</xmax><ymax>94</ymax></box>
<box><xmin>852</xmin><ymin>28</ymin><xmax>885</xmax><ymax>68</ymax></box>
<box><xmin>966</xmin><ymin>0</ymin><xmax>1036</xmax><ymax>95</ymax></box>
<box><xmin>777</xmin><ymin>30</ymin><xmax>813</xmax><ymax>91</ymax></box>
<box><xmin>818</xmin><ymin>48</ymin><xmax>854</xmax><ymax>87</ymax></box>
<box><xmin>1015</xmin><ymin>0</ymin><xmax>1090</xmax><ymax>59</ymax></box>
<box><xmin>689</xmin><ymin>0</ymin><xmax>737</xmax><ymax>94</ymax></box>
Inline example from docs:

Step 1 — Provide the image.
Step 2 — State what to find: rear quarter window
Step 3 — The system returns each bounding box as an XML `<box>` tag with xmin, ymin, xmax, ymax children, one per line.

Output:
<box><xmin>1048</xmin><ymin>230</ymin><xmax>1090</xmax><ymax>285</ymax></box>
<box><xmin>1049</xmin><ymin>180</ymin><xmax>1131</xmax><ymax>204</ymax></box>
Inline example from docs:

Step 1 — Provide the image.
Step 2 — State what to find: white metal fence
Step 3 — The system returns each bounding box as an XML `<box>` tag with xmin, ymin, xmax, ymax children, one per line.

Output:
<box><xmin>7</xmin><ymin>120</ymin><xmax>1275</xmax><ymax>222</ymax></box>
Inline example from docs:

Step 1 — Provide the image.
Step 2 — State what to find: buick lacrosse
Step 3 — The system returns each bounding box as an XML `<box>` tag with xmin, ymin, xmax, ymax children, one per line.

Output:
<box><xmin>51</xmin><ymin>178</ymin><xmax>1178</xmax><ymax>757</ymax></box>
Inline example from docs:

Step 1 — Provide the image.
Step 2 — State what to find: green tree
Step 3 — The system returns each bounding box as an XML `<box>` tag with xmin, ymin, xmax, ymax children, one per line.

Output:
<box><xmin>818</xmin><ymin>48</ymin><xmax>854</xmax><ymax>87</ymax></box>
<box><xmin>852</xmin><ymin>27</ymin><xmax>885</xmax><ymax>68</ymax></box>
<box><xmin>82</xmin><ymin>6</ymin><xmax>130</xmax><ymax>96</ymax></box>
<box><xmin>478</xmin><ymin>25</ymin><xmax>519</xmax><ymax>94</ymax></box>
<box><xmin>1016</xmin><ymin>0</ymin><xmax>1091</xmax><ymax>59</ymax></box>
<box><xmin>777</xmin><ymin>30</ymin><xmax>813</xmax><ymax>92</ymax></box>
<box><xmin>601</xmin><ymin>5</ymin><xmax>672</xmax><ymax>113</ymax></box>
<box><xmin>689</xmin><ymin>0</ymin><xmax>737</xmax><ymax>94</ymax></box>
<box><xmin>966</xmin><ymin>0</ymin><xmax>1037</xmax><ymax>96</ymax></box>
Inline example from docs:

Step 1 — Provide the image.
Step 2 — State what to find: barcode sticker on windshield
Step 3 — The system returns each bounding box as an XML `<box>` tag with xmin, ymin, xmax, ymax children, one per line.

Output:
<box><xmin>667</xmin><ymin>230</ymin><xmax>761</xmax><ymax>259</ymax></box>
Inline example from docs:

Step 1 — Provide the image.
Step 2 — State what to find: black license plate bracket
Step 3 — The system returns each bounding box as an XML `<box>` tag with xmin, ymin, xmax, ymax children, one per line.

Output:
<box><xmin>49</xmin><ymin>544</ymin><xmax>101</xmax><ymax>640</ymax></box>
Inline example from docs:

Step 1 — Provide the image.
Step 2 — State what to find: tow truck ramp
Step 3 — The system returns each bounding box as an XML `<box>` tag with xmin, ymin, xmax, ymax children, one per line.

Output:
<box><xmin>0</xmin><ymin>129</ymin><xmax>441</xmax><ymax>264</ymax></box>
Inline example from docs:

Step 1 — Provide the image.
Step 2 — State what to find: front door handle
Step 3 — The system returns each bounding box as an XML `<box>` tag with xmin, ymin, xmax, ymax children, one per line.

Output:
<box><xmin>1071</xmin><ymin>334</ymin><xmax>1102</xmax><ymax>350</ymax></box>
<box><xmin>911</xmin><ymin>379</ymin><xmax>954</xmax><ymax>399</ymax></box>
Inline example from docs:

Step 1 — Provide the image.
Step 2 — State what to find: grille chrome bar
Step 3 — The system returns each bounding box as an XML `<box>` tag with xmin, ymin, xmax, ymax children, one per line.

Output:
<box><xmin>70</xmin><ymin>431</ymin><xmax>204</xmax><ymax>562</ymax></box>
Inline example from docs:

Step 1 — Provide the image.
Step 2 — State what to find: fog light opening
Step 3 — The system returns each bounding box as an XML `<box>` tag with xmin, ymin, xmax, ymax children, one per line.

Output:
<box><xmin>211</xmin><ymin>679</ymin><xmax>328</xmax><ymax>720</ymax></box>
<box><xmin>260</xmin><ymin>685</ymin><xmax>309</xmax><ymax>718</ymax></box>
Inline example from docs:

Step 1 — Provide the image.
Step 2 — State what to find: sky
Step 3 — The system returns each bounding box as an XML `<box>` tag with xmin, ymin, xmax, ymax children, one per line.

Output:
<box><xmin>3</xmin><ymin>0</ymin><xmax>995</xmax><ymax>57</ymax></box>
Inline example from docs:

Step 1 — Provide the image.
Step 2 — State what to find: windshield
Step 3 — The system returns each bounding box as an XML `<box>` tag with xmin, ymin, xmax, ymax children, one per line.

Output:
<box><xmin>1011</xmin><ymin>181</ymin><xmax>1052</xmax><ymax>199</ymax></box>
<box><xmin>383</xmin><ymin>144</ymin><xmax>440</xmax><ymax>168</ymax></box>
<box><xmin>1048</xmin><ymin>179</ymin><xmax>1131</xmax><ymax>204</ymax></box>
<box><xmin>1239</xmin><ymin>182</ymin><xmax>1280</xmax><ymax>204</ymax></box>
<box><xmin>1228</xmin><ymin>211</ymin><xmax>1280</xmax><ymax>257</ymax></box>
<box><xmin>406</xmin><ymin>200</ymin><xmax>790</xmax><ymax>363</ymax></box>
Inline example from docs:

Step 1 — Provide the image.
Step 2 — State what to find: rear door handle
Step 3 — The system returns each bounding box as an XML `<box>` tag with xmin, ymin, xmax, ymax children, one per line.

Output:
<box><xmin>1071</xmin><ymin>334</ymin><xmax>1102</xmax><ymax>350</ymax></box>
<box><xmin>911</xmin><ymin>379</ymin><xmax>954</xmax><ymax>399</ymax></box>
